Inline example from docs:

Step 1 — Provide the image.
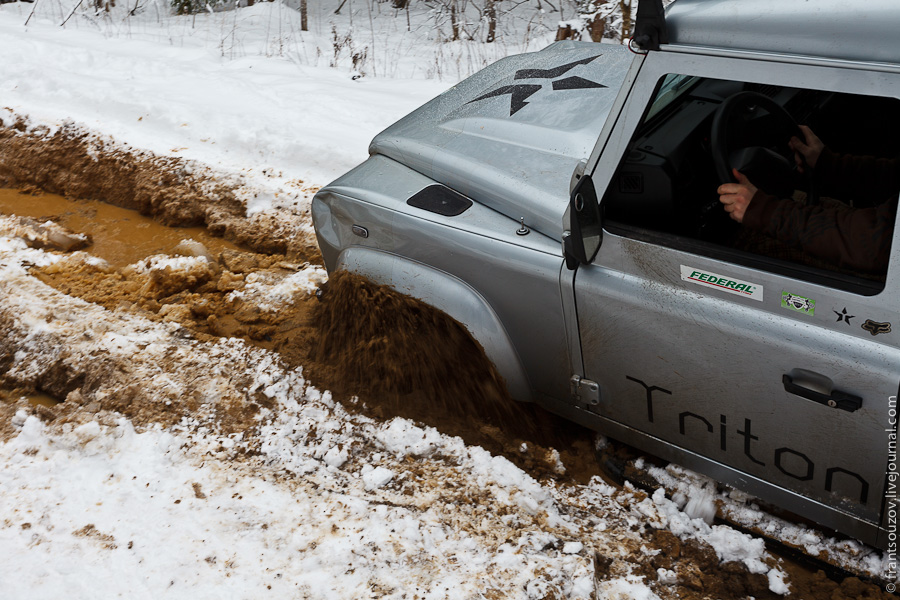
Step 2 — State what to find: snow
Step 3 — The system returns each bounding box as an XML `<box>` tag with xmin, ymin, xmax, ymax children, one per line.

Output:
<box><xmin>0</xmin><ymin>1</ymin><xmax>452</xmax><ymax>217</ymax></box>
<box><xmin>644</xmin><ymin>461</ymin><xmax>898</xmax><ymax>586</ymax></box>
<box><xmin>595</xmin><ymin>576</ymin><xmax>663</xmax><ymax>600</ymax></box>
<box><xmin>3</xmin><ymin>415</ymin><xmax>467</xmax><ymax>599</ymax></box>
<box><xmin>0</xmin><ymin>244</ymin><xmax>625</xmax><ymax>598</ymax></box>
<box><xmin>1</xmin><ymin>224</ymin><xmax>786</xmax><ymax>598</ymax></box>
<box><xmin>0</xmin><ymin>0</ymin><xmax>890</xmax><ymax>597</ymax></box>
<box><xmin>634</xmin><ymin>485</ymin><xmax>788</xmax><ymax>593</ymax></box>
<box><xmin>227</xmin><ymin>263</ymin><xmax>327</xmax><ymax>311</ymax></box>
<box><xmin>768</xmin><ymin>568</ymin><xmax>791</xmax><ymax>595</ymax></box>
<box><xmin>375</xmin><ymin>417</ymin><xmax>445</xmax><ymax>458</ymax></box>
<box><xmin>361</xmin><ymin>465</ymin><xmax>395</xmax><ymax>490</ymax></box>
<box><xmin>131</xmin><ymin>253</ymin><xmax>211</xmax><ymax>274</ymax></box>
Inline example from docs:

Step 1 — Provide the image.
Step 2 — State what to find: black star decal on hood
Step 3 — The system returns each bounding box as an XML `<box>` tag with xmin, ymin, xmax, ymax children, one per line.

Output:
<box><xmin>552</xmin><ymin>76</ymin><xmax>606</xmax><ymax>91</ymax></box>
<box><xmin>513</xmin><ymin>55</ymin><xmax>600</xmax><ymax>80</ymax></box>
<box><xmin>468</xmin><ymin>55</ymin><xmax>606</xmax><ymax>116</ymax></box>
<box><xmin>469</xmin><ymin>84</ymin><xmax>543</xmax><ymax>117</ymax></box>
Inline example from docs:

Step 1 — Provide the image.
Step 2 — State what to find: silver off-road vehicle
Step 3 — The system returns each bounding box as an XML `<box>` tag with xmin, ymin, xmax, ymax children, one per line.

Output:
<box><xmin>314</xmin><ymin>0</ymin><xmax>900</xmax><ymax>548</ymax></box>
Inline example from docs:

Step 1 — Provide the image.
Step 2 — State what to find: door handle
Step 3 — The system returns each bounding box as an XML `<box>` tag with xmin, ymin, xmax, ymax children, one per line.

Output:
<box><xmin>782</xmin><ymin>374</ymin><xmax>862</xmax><ymax>413</ymax></box>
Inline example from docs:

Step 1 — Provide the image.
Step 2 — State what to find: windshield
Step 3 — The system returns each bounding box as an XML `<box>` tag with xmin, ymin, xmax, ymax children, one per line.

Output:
<box><xmin>645</xmin><ymin>74</ymin><xmax>700</xmax><ymax>120</ymax></box>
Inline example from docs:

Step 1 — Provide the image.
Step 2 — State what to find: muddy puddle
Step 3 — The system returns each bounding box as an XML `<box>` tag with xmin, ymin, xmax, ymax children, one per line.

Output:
<box><xmin>0</xmin><ymin>386</ymin><xmax>61</xmax><ymax>408</ymax></box>
<box><xmin>0</xmin><ymin>120</ymin><xmax>319</xmax><ymax>261</ymax></box>
<box><xmin>0</xmin><ymin>188</ymin><xmax>242</xmax><ymax>268</ymax></box>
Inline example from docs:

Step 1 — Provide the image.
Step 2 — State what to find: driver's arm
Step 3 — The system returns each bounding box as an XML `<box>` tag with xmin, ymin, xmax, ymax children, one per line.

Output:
<box><xmin>738</xmin><ymin>187</ymin><xmax>895</xmax><ymax>274</ymax></box>
<box><xmin>815</xmin><ymin>150</ymin><xmax>900</xmax><ymax>204</ymax></box>
<box><xmin>791</xmin><ymin>125</ymin><xmax>900</xmax><ymax>201</ymax></box>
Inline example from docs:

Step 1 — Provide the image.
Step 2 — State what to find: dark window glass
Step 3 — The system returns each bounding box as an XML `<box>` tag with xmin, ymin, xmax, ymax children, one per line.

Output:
<box><xmin>602</xmin><ymin>74</ymin><xmax>900</xmax><ymax>295</ymax></box>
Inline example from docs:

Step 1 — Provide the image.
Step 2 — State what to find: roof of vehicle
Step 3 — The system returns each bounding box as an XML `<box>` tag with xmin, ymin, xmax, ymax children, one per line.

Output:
<box><xmin>664</xmin><ymin>0</ymin><xmax>900</xmax><ymax>66</ymax></box>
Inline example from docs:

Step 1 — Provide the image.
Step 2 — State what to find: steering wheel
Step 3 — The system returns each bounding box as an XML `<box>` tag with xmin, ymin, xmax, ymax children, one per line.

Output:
<box><xmin>701</xmin><ymin>91</ymin><xmax>816</xmax><ymax>231</ymax></box>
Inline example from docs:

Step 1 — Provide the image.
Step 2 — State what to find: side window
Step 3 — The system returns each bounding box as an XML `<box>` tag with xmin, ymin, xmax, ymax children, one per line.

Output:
<box><xmin>602</xmin><ymin>74</ymin><xmax>900</xmax><ymax>295</ymax></box>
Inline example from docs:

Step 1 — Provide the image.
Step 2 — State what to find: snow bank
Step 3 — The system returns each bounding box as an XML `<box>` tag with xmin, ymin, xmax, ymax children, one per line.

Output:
<box><xmin>0</xmin><ymin>1</ymin><xmax>451</xmax><ymax>217</ymax></box>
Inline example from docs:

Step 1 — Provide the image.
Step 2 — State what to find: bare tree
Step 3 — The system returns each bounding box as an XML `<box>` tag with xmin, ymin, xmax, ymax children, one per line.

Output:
<box><xmin>430</xmin><ymin>0</ymin><xmax>467</xmax><ymax>42</ymax></box>
<box><xmin>618</xmin><ymin>0</ymin><xmax>632</xmax><ymax>40</ymax></box>
<box><xmin>556</xmin><ymin>0</ymin><xmax>637</xmax><ymax>43</ymax></box>
<box><xmin>558</xmin><ymin>0</ymin><xmax>605</xmax><ymax>42</ymax></box>
<box><xmin>484</xmin><ymin>0</ymin><xmax>496</xmax><ymax>42</ymax></box>
<box><xmin>300</xmin><ymin>0</ymin><xmax>308</xmax><ymax>31</ymax></box>
<box><xmin>450</xmin><ymin>1</ymin><xmax>460</xmax><ymax>40</ymax></box>
<box><xmin>586</xmin><ymin>0</ymin><xmax>606</xmax><ymax>41</ymax></box>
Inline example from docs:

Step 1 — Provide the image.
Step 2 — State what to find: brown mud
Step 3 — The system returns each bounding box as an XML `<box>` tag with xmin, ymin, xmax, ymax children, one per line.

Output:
<box><xmin>0</xmin><ymin>188</ymin><xmax>242</xmax><ymax>268</ymax></box>
<box><xmin>309</xmin><ymin>271</ymin><xmax>604</xmax><ymax>483</ymax></box>
<box><xmin>2</xmin><ymin>187</ymin><xmax>586</xmax><ymax>483</ymax></box>
<box><xmin>0</xmin><ymin>386</ymin><xmax>60</xmax><ymax>410</ymax></box>
<box><xmin>0</xmin><ymin>146</ymin><xmax>894</xmax><ymax>599</ymax></box>
<box><xmin>0</xmin><ymin>116</ymin><xmax>320</xmax><ymax>262</ymax></box>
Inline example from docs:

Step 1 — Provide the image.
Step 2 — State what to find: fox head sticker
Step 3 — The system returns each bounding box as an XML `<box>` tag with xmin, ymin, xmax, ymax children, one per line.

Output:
<box><xmin>861</xmin><ymin>319</ymin><xmax>892</xmax><ymax>336</ymax></box>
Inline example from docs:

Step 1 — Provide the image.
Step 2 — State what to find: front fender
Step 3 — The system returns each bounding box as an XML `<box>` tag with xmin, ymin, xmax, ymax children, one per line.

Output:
<box><xmin>336</xmin><ymin>246</ymin><xmax>533</xmax><ymax>403</ymax></box>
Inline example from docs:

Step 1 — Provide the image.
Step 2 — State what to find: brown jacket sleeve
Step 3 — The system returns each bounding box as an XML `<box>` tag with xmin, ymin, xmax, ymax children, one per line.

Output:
<box><xmin>743</xmin><ymin>191</ymin><xmax>896</xmax><ymax>273</ymax></box>
<box><xmin>815</xmin><ymin>149</ymin><xmax>900</xmax><ymax>204</ymax></box>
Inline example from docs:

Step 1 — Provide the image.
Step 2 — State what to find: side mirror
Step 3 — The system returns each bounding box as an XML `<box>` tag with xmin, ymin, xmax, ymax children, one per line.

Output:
<box><xmin>562</xmin><ymin>174</ymin><xmax>602</xmax><ymax>270</ymax></box>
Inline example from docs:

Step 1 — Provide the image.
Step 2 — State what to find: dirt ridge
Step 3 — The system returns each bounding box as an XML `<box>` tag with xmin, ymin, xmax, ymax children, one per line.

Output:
<box><xmin>0</xmin><ymin>112</ymin><xmax>319</xmax><ymax>262</ymax></box>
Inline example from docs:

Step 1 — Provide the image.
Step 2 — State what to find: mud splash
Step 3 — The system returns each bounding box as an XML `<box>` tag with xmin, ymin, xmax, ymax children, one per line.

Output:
<box><xmin>309</xmin><ymin>271</ymin><xmax>606</xmax><ymax>483</ymax></box>
<box><xmin>311</xmin><ymin>271</ymin><xmax>512</xmax><ymax>417</ymax></box>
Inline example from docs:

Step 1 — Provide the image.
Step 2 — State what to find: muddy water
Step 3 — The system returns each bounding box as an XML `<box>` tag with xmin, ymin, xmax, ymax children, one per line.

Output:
<box><xmin>0</xmin><ymin>188</ymin><xmax>241</xmax><ymax>268</ymax></box>
<box><xmin>0</xmin><ymin>386</ymin><xmax>61</xmax><ymax>408</ymax></box>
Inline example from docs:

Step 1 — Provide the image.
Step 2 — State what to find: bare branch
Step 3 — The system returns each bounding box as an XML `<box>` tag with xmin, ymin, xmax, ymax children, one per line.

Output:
<box><xmin>61</xmin><ymin>0</ymin><xmax>86</xmax><ymax>26</ymax></box>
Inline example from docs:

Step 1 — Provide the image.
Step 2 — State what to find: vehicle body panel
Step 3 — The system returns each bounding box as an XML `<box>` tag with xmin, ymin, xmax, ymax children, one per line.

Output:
<box><xmin>573</xmin><ymin>42</ymin><xmax>900</xmax><ymax>547</ymax></box>
<box><xmin>313</xmin><ymin>154</ymin><xmax>570</xmax><ymax>404</ymax></box>
<box><xmin>312</xmin><ymin>0</ymin><xmax>900</xmax><ymax>549</ymax></box>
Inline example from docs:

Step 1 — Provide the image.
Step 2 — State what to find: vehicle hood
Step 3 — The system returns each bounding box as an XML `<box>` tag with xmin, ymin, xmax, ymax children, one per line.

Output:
<box><xmin>370</xmin><ymin>41</ymin><xmax>635</xmax><ymax>240</ymax></box>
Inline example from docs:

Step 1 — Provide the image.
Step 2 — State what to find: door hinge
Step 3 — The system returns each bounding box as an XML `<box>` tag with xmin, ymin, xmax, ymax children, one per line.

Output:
<box><xmin>570</xmin><ymin>375</ymin><xmax>601</xmax><ymax>406</ymax></box>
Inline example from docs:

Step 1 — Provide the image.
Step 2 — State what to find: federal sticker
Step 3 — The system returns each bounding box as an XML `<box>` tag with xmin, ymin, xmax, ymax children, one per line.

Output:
<box><xmin>680</xmin><ymin>265</ymin><xmax>763</xmax><ymax>301</ymax></box>
<box><xmin>781</xmin><ymin>292</ymin><xmax>815</xmax><ymax>316</ymax></box>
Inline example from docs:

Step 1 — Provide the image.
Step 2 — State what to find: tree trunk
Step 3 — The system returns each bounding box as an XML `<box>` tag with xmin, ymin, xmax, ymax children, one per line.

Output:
<box><xmin>555</xmin><ymin>24</ymin><xmax>573</xmax><ymax>41</ymax></box>
<box><xmin>485</xmin><ymin>0</ymin><xmax>496</xmax><ymax>43</ymax></box>
<box><xmin>619</xmin><ymin>0</ymin><xmax>632</xmax><ymax>40</ymax></box>
<box><xmin>450</xmin><ymin>1</ymin><xmax>460</xmax><ymax>41</ymax></box>
<box><xmin>300</xmin><ymin>0</ymin><xmax>308</xmax><ymax>31</ymax></box>
<box><xmin>588</xmin><ymin>11</ymin><xmax>605</xmax><ymax>42</ymax></box>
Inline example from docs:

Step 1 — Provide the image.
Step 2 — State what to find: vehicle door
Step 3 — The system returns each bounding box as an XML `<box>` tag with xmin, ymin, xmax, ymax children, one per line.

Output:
<box><xmin>572</xmin><ymin>50</ymin><xmax>900</xmax><ymax>542</ymax></box>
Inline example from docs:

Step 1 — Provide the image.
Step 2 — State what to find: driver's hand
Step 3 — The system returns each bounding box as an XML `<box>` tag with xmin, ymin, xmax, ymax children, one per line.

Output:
<box><xmin>717</xmin><ymin>169</ymin><xmax>757</xmax><ymax>223</ymax></box>
<box><xmin>789</xmin><ymin>125</ymin><xmax>825</xmax><ymax>172</ymax></box>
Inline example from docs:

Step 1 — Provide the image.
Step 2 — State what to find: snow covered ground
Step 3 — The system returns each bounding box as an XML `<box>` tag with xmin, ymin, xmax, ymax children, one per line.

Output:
<box><xmin>0</xmin><ymin>1</ymin><xmax>453</xmax><ymax>216</ymax></box>
<box><xmin>0</xmin><ymin>230</ymin><xmax>789</xmax><ymax>599</ymax></box>
<box><xmin>0</xmin><ymin>1</ymin><xmax>894</xmax><ymax>598</ymax></box>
